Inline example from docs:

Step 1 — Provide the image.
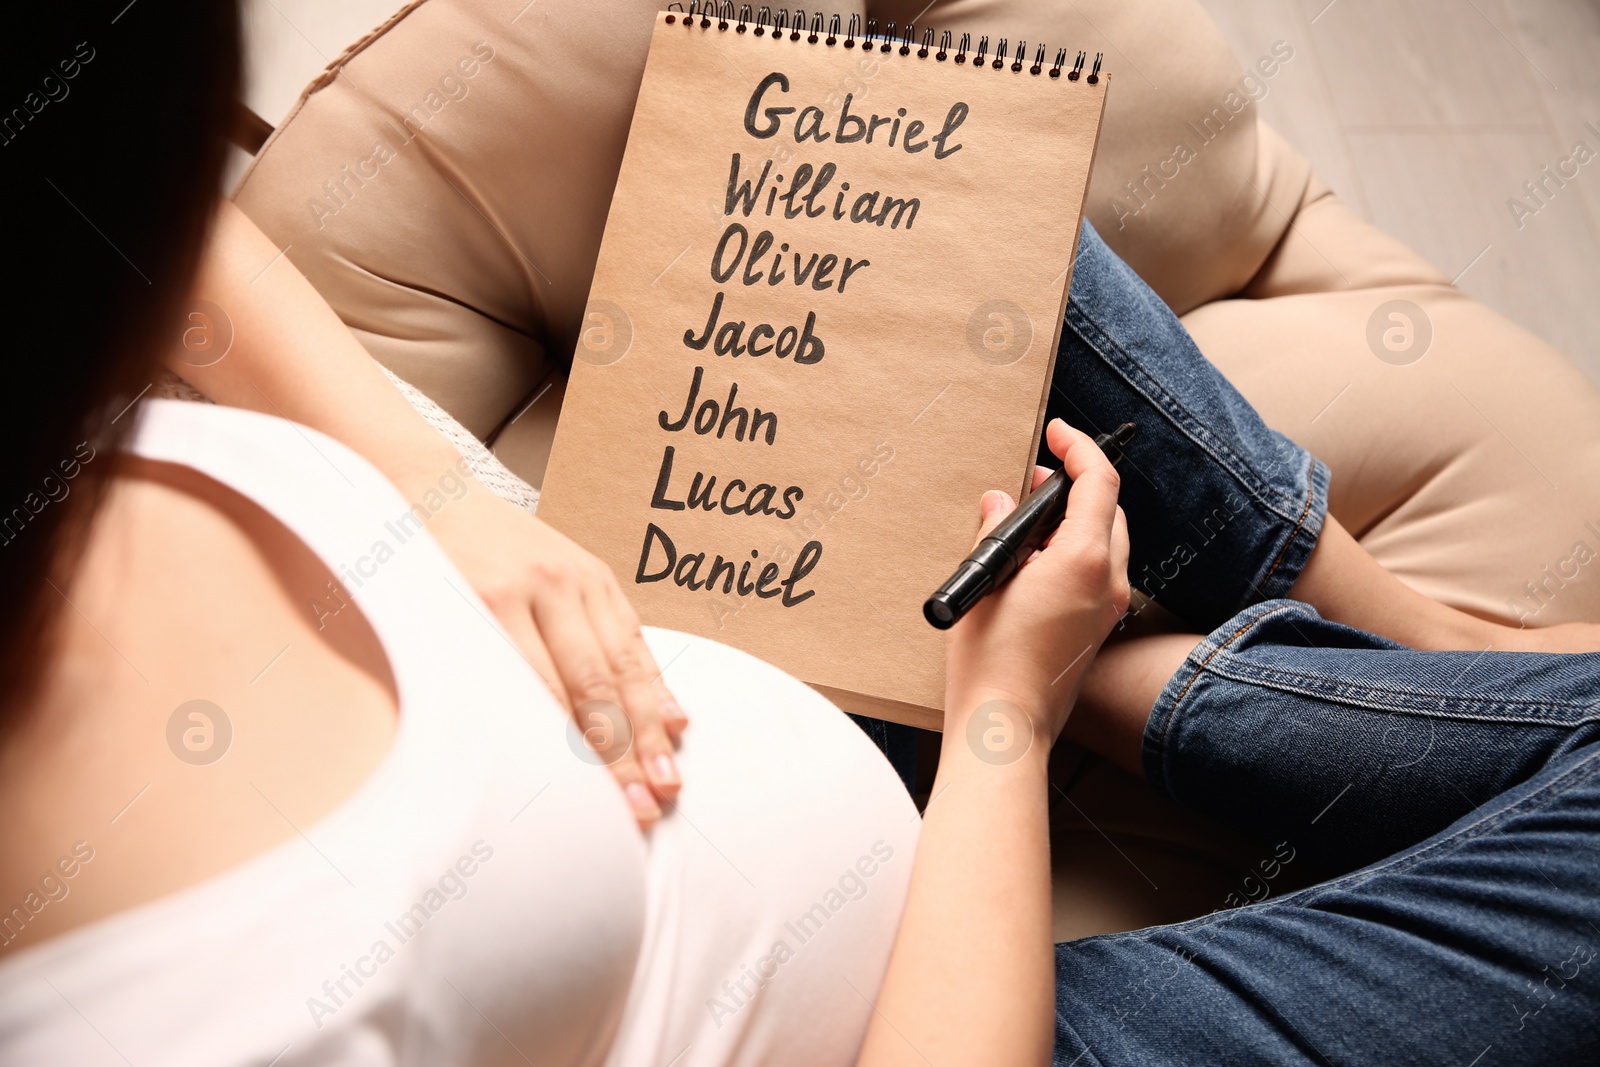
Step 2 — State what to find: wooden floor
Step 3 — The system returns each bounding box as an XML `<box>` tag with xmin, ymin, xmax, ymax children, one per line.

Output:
<box><xmin>236</xmin><ymin>0</ymin><xmax>1600</xmax><ymax>382</ymax></box>
<box><xmin>1198</xmin><ymin>0</ymin><xmax>1600</xmax><ymax>382</ymax></box>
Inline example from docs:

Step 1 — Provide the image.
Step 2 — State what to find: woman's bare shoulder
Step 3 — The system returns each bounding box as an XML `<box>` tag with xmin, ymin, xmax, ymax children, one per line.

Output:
<box><xmin>0</xmin><ymin>462</ymin><xmax>397</xmax><ymax>956</ymax></box>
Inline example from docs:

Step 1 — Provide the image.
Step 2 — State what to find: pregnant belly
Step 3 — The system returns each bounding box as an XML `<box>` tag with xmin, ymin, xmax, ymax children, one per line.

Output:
<box><xmin>601</xmin><ymin>628</ymin><xmax>919</xmax><ymax>1067</ymax></box>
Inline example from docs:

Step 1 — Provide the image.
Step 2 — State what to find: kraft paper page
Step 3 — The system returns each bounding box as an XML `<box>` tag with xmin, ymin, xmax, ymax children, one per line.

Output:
<box><xmin>539</xmin><ymin>13</ymin><xmax>1108</xmax><ymax>725</ymax></box>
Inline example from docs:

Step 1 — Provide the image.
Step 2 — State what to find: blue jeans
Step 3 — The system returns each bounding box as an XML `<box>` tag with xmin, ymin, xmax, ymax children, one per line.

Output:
<box><xmin>1047</xmin><ymin>222</ymin><xmax>1600</xmax><ymax>1065</ymax></box>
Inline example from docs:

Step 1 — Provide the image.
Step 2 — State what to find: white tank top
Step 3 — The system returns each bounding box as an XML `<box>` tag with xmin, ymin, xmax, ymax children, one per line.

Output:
<box><xmin>0</xmin><ymin>400</ymin><xmax>918</xmax><ymax>1066</ymax></box>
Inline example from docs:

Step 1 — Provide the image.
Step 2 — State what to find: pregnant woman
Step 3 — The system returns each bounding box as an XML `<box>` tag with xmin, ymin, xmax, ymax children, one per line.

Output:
<box><xmin>1</xmin><ymin>5</ymin><xmax>1595</xmax><ymax>1066</ymax></box>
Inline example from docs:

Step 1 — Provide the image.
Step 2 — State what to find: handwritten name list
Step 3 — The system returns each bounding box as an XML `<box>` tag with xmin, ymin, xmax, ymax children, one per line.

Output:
<box><xmin>634</xmin><ymin>71</ymin><xmax>970</xmax><ymax>611</ymax></box>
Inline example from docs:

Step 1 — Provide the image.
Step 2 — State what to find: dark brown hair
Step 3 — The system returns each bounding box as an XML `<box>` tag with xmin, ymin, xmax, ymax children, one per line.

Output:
<box><xmin>0</xmin><ymin>3</ymin><xmax>240</xmax><ymax>717</ymax></box>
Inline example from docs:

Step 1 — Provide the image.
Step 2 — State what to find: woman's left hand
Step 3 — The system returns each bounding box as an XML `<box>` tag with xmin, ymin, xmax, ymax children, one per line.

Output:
<box><xmin>177</xmin><ymin>202</ymin><xmax>684</xmax><ymax>829</ymax></box>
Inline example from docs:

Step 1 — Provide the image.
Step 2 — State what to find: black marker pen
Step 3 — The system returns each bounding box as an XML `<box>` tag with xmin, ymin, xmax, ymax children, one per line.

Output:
<box><xmin>923</xmin><ymin>422</ymin><xmax>1136</xmax><ymax>630</ymax></box>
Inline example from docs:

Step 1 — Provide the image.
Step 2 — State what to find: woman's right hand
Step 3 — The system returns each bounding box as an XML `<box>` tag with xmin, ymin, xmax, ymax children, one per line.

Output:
<box><xmin>860</xmin><ymin>419</ymin><xmax>1129</xmax><ymax>1067</ymax></box>
<box><xmin>943</xmin><ymin>418</ymin><xmax>1131</xmax><ymax>746</ymax></box>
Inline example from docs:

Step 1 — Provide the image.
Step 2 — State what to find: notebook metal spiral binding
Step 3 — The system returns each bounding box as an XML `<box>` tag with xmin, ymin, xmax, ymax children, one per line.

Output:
<box><xmin>664</xmin><ymin>3</ymin><xmax>1104</xmax><ymax>81</ymax></box>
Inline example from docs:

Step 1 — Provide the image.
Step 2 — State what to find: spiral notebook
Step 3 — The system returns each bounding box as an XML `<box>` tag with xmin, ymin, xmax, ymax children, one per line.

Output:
<box><xmin>538</xmin><ymin>5</ymin><xmax>1109</xmax><ymax>728</ymax></box>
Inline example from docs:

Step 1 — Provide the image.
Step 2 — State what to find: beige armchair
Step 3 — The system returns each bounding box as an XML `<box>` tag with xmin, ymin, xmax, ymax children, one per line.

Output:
<box><xmin>231</xmin><ymin>0</ymin><xmax>1600</xmax><ymax>938</ymax></box>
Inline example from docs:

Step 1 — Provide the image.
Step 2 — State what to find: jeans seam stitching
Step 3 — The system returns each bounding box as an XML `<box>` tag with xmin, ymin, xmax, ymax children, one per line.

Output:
<box><xmin>1201</xmin><ymin>660</ymin><xmax>1600</xmax><ymax>723</ymax></box>
<box><xmin>1147</xmin><ymin>604</ymin><xmax>1300</xmax><ymax>794</ymax></box>
<box><xmin>1260</xmin><ymin>472</ymin><xmax>1316</xmax><ymax>586</ymax></box>
<box><xmin>1170</xmin><ymin>604</ymin><xmax>1298</xmax><ymax>709</ymax></box>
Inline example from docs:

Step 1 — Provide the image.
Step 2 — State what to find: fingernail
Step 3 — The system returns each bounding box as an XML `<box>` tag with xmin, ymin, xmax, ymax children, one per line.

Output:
<box><xmin>651</xmin><ymin>753</ymin><xmax>680</xmax><ymax>787</ymax></box>
<box><xmin>660</xmin><ymin>696</ymin><xmax>686</xmax><ymax>723</ymax></box>
<box><xmin>625</xmin><ymin>782</ymin><xmax>659</xmax><ymax>819</ymax></box>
